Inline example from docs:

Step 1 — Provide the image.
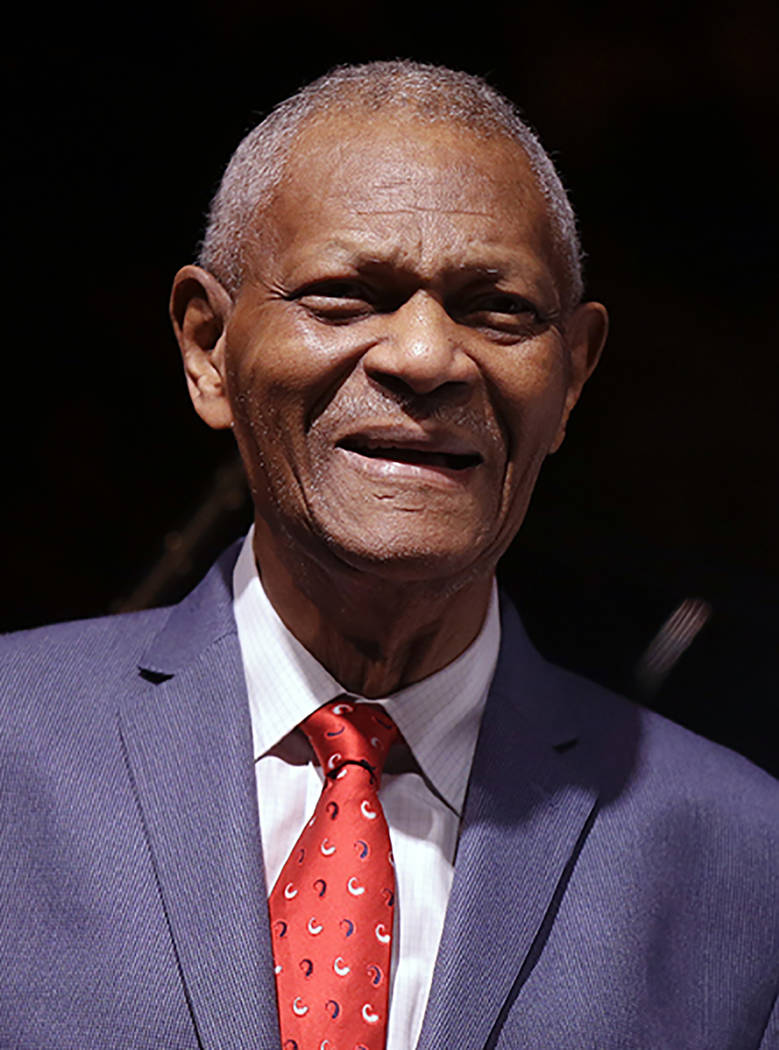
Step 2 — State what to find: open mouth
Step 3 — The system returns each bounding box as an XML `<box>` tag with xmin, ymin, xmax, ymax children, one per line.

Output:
<box><xmin>338</xmin><ymin>438</ymin><xmax>482</xmax><ymax>471</ymax></box>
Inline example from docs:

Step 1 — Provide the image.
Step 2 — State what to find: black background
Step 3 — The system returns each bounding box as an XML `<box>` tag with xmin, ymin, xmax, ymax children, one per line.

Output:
<box><xmin>4</xmin><ymin>1</ymin><xmax>777</xmax><ymax>773</ymax></box>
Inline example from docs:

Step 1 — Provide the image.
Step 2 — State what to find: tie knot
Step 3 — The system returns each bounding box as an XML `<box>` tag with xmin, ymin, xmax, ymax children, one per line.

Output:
<box><xmin>302</xmin><ymin>700</ymin><xmax>398</xmax><ymax>786</ymax></box>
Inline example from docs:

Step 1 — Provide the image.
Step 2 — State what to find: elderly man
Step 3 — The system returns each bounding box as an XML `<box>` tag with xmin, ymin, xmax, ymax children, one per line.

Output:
<box><xmin>1</xmin><ymin>61</ymin><xmax>777</xmax><ymax>1050</ymax></box>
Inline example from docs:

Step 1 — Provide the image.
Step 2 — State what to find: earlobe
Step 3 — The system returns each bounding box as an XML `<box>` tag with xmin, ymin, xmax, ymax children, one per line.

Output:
<box><xmin>549</xmin><ymin>300</ymin><xmax>609</xmax><ymax>453</ymax></box>
<box><xmin>170</xmin><ymin>264</ymin><xmax>235</xmax><ymax>430</ymax></box>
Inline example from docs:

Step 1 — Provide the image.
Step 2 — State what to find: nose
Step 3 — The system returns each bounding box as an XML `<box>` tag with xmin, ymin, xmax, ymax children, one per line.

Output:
<box><xmin>361</xmin><ymin>290</ymin><xmax>477</xmax><ymax>398</ymax></box>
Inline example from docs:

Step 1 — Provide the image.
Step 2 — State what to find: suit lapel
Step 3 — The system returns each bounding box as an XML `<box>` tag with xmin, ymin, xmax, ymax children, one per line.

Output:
<box><xmin>116</xmin><ymin>553</ymin><xmax>605</xmax><ymax>1050</ymax></box>
<box><xmin>416</xmin><ymin>598</ymin><xmax>600</xmax><ymax>1050</ymax></box>
<box><xmin>118</xmin><ymin>548</ymin><xmax>280</xmax><ymax>1050</ymax></box>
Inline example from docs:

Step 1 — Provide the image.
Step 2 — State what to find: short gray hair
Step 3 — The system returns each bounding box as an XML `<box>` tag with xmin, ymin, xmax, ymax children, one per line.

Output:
<box><xmin>199</xmin><ymin>60</ymin><xmax>584</xmax><ymax>310</ymax></box>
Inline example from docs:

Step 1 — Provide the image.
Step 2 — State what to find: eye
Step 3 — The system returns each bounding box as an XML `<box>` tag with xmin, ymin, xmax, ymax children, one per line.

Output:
<box><xmin>456</xmin><ymin>291</ymin><xmax>549</xmax><ymax>338</ymax></box>
<box><xmin>291</xmin><ymin>279</ymin><xmax>375</xmax><ymax>323</ymax></box>
<box><xmin>468</xmin><ymin>292</ymin><xmax>540</xmax><ymax>318</ymax></box>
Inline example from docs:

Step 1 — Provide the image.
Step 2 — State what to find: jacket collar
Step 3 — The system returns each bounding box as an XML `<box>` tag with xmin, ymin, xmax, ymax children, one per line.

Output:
<box><xmin>138</xmin><ymin>540</ymin><xmax>242</xmax><ymax>678</ymax></box>
<box><xmin>119</xmin><ymin>540</ymin><xmax>280</xmax><ymax>1049</ymax></box>
<box><xmin>416</xmin><ymin>595</ymin><xmax>641</xmax><ymax>1050</ymax></box>
<box><xmin>124</xmin><ymin>542</ymin><xmax>635</xmax><ymax>1050</ymax></box>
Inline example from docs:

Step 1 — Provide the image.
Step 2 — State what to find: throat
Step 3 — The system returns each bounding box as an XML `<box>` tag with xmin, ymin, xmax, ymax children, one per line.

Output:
<box><xmin>251</xmin><ymin>514</ymin><xmax>494</xmax><ymax>695</ymax></box>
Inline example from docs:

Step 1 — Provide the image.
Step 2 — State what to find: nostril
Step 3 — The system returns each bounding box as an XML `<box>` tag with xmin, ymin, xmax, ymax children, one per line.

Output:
<box><xmin>360</xmin><ymin>311</ymin><xmax>473</xmax><ymax>395</ymax></box>
<box><xmin>365</xmin><ymin>372</ymin><xmax>439</xmax><ymax>399</ymax></box>
<box><xmin>364</xmin><ymin>370</ymin><xmax>473</xmax><ymax>409</ymax></box>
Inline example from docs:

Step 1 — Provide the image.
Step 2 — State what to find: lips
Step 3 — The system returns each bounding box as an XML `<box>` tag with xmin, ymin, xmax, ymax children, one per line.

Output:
<box><xmin>336</xmin><ymin>434</ymin><xmax>483</xmax><ymax>471</ymax></box>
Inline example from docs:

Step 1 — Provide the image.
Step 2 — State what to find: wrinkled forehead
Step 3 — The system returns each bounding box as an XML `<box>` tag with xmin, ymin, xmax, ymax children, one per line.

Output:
<box><xmin>245</xmin><ymin>110</ymin><xmax>565</xmax><ymax>290</ymax></box>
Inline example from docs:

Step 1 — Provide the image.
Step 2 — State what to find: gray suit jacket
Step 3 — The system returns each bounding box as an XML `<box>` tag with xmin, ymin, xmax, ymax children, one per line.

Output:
<box><xmin>2</xmin><ymin>544</ymin><xmax>777</xmax><ymax>1049</ymax></box>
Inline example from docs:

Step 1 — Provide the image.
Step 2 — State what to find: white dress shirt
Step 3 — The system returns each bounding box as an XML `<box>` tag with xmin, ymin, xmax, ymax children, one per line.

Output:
<box><xmin>232</xmin><ymin>528</ymin><xmax>500</xmax><ymax>1050</ymax></box>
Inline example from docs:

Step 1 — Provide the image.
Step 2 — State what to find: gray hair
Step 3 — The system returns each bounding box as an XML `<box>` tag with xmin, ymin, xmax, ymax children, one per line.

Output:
<box><xmin>199</xmin><ymin>60</ymin><xmax>584</xmax><ymax>310</ymax></box>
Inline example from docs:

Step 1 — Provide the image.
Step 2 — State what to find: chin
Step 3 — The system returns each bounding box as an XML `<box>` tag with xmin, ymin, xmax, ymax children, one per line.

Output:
<box><xmin>317</xmin><ymin>521</ymin><xmax>497</xmax><ymax>589</ymax></box>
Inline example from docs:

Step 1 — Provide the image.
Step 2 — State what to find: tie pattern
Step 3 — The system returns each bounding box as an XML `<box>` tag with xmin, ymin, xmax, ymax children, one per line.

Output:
<box><xmin>268</xmin><ymin>699</ymin><xmax>398</xmax><ymax>1050</ymax></box>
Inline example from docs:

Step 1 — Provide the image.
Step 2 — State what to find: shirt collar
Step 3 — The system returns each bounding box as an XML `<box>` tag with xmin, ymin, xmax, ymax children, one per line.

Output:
<box><xmin>233</xmin><ymin>528</ymin><xmax>500</xmax><ymax>816</ymax></box>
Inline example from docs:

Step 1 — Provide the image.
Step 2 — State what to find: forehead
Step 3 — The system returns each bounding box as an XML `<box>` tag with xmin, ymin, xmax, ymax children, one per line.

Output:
<box><xmin>250</xmin><ymin>112</ymin><xmax>561</xmax><ymax>289</ymax></box>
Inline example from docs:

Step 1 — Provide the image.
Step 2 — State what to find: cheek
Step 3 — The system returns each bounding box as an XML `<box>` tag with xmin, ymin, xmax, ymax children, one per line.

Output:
<box><xmin>486</xmin><ymin>345</ymin><xmax>569</xmax><ymax>483</ymax></box>
<box><xmin>222</xmin><ymin>337</ymin><xmax>296</xmax><ymax>506</ymax></box>
<box><xmin>226</xmin><ymin>314</ymin><xmax>363</xmax><ymax>433</ymax></box>
<box><xmin>222</xmin><ymin>319</ymin><xmax>359</xmax><ymax>504</ymax></box>
<box><xmin>487</xmin><ymin>346</ymin><xmax>575</xmax><ymax>529</ymax></box>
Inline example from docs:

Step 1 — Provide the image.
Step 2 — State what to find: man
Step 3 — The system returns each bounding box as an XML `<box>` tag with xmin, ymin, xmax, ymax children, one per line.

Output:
<box><xmin>1</xmin><ymin>61</ymin><xmax>777</xmax><ymax>1049</ymax></box>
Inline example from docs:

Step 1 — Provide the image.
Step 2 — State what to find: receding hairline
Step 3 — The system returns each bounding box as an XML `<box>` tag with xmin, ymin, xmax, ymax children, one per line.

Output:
<box><xmin>251</xmin><ymin>109</ymin><xmax>565</xmax><ymax>287</ymax></box>
<box><xmin>267</xmin><ymin>103</ymin><xmax>552</xmax><ymax>189</ymax></box>
<box><xmin>198</xmin><ymin>61</ymin><xmax>584</xmax><ymax>309</ymax></box>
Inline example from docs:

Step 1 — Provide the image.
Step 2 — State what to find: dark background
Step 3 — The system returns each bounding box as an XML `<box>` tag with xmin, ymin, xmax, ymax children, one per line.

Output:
<box><xmin>4</xmin><ymin>1</ymin><xmax>777</xmax><ymax>774</ymax></box>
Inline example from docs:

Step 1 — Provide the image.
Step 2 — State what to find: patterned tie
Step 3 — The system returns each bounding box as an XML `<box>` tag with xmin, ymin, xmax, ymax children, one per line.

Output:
<box><xmin>268</xmin><ymin>699</ymin><xmax>398</xmax><ymax>1050</ymax></box>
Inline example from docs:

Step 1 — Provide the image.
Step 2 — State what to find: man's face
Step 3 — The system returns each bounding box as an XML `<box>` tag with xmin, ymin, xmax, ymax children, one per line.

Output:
<box><xmin>219</xmin><ymin>113</ymin><xmax>600</xmax><ymax>586</ymax></box>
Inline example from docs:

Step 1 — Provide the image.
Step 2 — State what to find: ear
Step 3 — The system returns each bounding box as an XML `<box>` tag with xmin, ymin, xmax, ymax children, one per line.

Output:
<box><xmin>170</xmin><ymin>264</ymin><xmax>235</xmax><ymax>430</ymax></box>
<box><xmin>549</xmin><ymin>301</ymin><xmax>609</xmax><ymax>453</ymax></box>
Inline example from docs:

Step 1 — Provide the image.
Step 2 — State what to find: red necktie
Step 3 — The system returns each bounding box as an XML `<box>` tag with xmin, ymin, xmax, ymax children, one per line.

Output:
<box><xmin>268</xmin><ymin>699</ymin><xmax>398</xmax><ymax>1050</ymax></box>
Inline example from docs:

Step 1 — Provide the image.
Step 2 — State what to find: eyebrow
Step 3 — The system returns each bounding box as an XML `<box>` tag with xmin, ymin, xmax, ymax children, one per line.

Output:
<box><xmin>319</xmin><ymin>240</ymin><xmax>528</xmax><ymax>281</ymax></box>
<box><xmin>352</xmin><ymin>206</ymin><xmax>493</xmax><ymax>217</ymax></box>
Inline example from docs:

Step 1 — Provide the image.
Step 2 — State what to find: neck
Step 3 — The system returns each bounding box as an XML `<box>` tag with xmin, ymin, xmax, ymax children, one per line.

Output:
<box><xmin>252</xmin><ymin>520</ymin><xmax>494</xmax><ymax>697</ymax></box>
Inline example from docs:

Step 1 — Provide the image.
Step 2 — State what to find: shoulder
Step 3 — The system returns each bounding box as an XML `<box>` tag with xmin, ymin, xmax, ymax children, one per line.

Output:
<box><xmin>547</xmin><ymin>663</ymin><xmax>779</xmax><ymax>889</ymax></box>
<box><xmin>634</xmin><ymin>697</ymin><xmax>778</xmax><ymax>858</ymax></box>
<box><xmin>496</xmin><ymin>599</ymin><xmax>777</xmax><ymax>870</ymax></box>
<box><xmin>497</xmin><ymin>592</ymin><xmax>777</xmax><ymax>809</ymax></box>
<box><xmin>1</xmin><ymin>542</ymin><xmax>242</xmax><ymax>743</ymax></box>
<box><xmin>554</xmin><ymin>657</ymin><xmax>777</xmax><ymax>806</ymax></box>
<box><xmin>535</xmin><ymin>669</ymin><xmax>779</xmax><ymax>1042</ymax></box>
<box><xmin>0</xmin><ymin>606</ymin><xmax>173</xmax><ymax>738</ymax></box>
<box><xmin>1</xmin><ymin>540</ymin><xmax>242</xmax><ymax>699</ymax></box>
<box><xmin>498</xmin><ymin>591</ymin><xmax>776</xmax><ymax>799</ymax></box>
<box><xmin>1</xmin><ymin>605</ymin><xmax>171</xmax><ymax>681</ymax></box>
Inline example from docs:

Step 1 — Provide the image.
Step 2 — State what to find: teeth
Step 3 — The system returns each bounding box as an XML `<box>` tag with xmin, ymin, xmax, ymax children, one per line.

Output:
<box><xmin>341</xmin><ymin>441</ymin><xmax>480</xmax><ymax>470</ymax></box>
<box><xmin>366</xmin><ymin>448</ymin><xmax>450</xmax><ymax>466</ymax></box>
